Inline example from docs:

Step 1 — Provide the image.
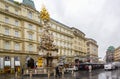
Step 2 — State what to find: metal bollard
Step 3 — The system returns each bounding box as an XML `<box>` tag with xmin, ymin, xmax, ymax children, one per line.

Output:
<box><xmin>30</xmin><ymin>71</ymin><xmax>32</xmax><ymax>79</ymax></box>
<box><xmin>26</xmin><ymin>69</ymin><xmax>28</xmax><ymax>74</ymax></box>
<box><xmin>48</xmin><ymin>71</ymin><xmax>50</xmax><ymax>78</ymax></box>
<box><xmin>62</xmin><ymin>70</ymin><xmax>64</xmax><ymax>77</ymax></box>
<box><xmin>15</xmin><ymin>72</ymin><xmax>18</xmax><ymax>78</ymax></box>
<box><xmin>72</xmin><ymin>70</ymin><xmax>74</xmax><ymax>75</ymax></box>
<box><xmin>35</xmin><ymin>69</ymin><xmax>37</xmax><ymax>74</ymax></box>
<box><xmin>54</xmin><ymin>70</ymin><xmax>56</xmax><ymax>77</ymax></box>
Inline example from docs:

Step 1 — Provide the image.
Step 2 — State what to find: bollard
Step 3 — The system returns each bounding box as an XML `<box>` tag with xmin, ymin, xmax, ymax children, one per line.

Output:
<box><xmin>54</xmin><ymin>70</ymin><xmax>56</xmax><ymax>77</ymax></box>
<box><xmin>26</xmin><ymin>69</ymin><xmax>28</xmax><ymax>74</ymax></box>
<box><xmin>35</xmin><ymin>69</ymin><xmax>37</xmax><ymax>74</ymax></box>
<box><xmin>15</xmin><ymin>72</ymin><xmax>18</xmax><ymax>78</ymax></box>
<box><xmin>72</xmin><ymin>70</ymin><xmax>74</xmax><ymax>75</ymax></box>
<box><xmin>62</xmin><ymin>69</ymin><xmax>64</xmax><ymax>77</ymax></box>
<box><xmin>89</xmin><ymin>69</ymin><xmax>91</xmax><ymax>72</ymax></box>
<box><xmin>48</xmin><ymin>71</ymin><xmax>50</xmax><ymax>78</ymax></box>
<box><xmin>30</xmin><ymin>71</ymin><xmax>32</xmax><ymax>79</ymax></box>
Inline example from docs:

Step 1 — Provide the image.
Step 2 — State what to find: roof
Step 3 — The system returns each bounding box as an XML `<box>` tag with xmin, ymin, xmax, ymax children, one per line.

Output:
<box><xmin>107</xmin><ymin>46</ymin><xmax>115</xmax><ymax>52</ymax></box>
<box><xmin>50</xmin><ymin>18</ymin><xmax>72</xmax><ymax>30</ymax></box>
<box><xmin>8</xmin><ymin>0</ymin><xmax>14</xmax><ymax>2</ymax></box>
<box><xmin>22</xmin><ymin>0</ymin><xmax>35</xmax><ymax>9</ymax></box>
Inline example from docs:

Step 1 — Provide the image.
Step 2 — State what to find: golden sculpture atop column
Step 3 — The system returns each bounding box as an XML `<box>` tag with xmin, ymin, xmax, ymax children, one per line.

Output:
<box><xmin>38</xmin><ymin>5</ymin><xmax>58</xmax><ymax>67</ymax></box>
<box><xmin>40</xmin><ymin>6</ymin><xmax>50</xmax><ymax>22</ymax></box>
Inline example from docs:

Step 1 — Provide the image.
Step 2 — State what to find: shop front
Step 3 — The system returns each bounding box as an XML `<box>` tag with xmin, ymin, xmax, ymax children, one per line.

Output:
<box><xmin>0</xmin><ymin>56</ymin><xmax>21</xmax><ymax>74</ymax></box>
<box><xmin>4</xmin><ymin>56</ymin><xmax>11</xmax><ymax>73</ymax></box>
<box><xmin>14</xmin><ymin>56</ymin><xmax>20</xmax><ymax>73</ymax></box>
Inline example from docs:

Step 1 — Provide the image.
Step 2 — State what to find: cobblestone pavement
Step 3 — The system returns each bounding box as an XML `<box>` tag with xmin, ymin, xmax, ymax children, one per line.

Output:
<box><xmin>1</xmin><ymin>69</ymin><xmax>120</xmax><ymax>79</ymax></box>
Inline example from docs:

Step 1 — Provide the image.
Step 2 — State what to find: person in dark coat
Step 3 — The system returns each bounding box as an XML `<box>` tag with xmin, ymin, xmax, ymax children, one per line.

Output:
<box><xmin>21</xmin><ymin>68</ymin><xmax>24</xmax><ymax>75</ymax></box>
<box><xmin>55</xmin><ymin>66</ymin><xmax>60</xmax><ymax>77</ymax></box>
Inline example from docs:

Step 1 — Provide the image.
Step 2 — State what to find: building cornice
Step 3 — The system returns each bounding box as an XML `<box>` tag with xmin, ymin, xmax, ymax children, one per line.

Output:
<box><xmin>0</xmin><ymin>8</ymin><xmax>42</xmax><ymax>26</ymax></box>
<box><xmin>50</xmin><ymin>19</ymin><xmax>73</xmax><ymax>32</ymax></box>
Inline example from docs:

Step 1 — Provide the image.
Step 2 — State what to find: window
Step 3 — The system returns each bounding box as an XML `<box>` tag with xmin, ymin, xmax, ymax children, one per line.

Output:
<box><xmin>28</xmin><ymin>44</ymin><xmax>33</xmax><ymax>51</ymax></box>
<box><xmin>39</xmin><ymin>27</ymin><xmax>42</xmax><ymax>32</ymax></box>
<box><xmin>28</xmin><ymin>33</ymin><xmax>33</xmax><ymax>40</ymax></box>
<box><xmin>4</xmin><ymin>41</ymin><xmax>10</xmax><ymax>49</ymax></box>
<box><xmin>5</xmin><ymin>28</ymin><xmax>9</xmax><ymax>35</ymax></box>
<box><xmin>5</xmin><ymin>17</ymin><xmax>9</xmax><ymax>23</ymax></box>
<box><xmin>28</xmin><ymin>24</ymin><xmax>33</xmax><ymax>30</ymax></box>
<box><xmin>15</xmin><ymin>20</ymin><xmax>18</xmax><ymax>26</ymax></box>
<box><xmin>28</xmin><ymin>11</ymin><xmax>32</xmax><ymax>19</ymax></box>
<box><xmin>5</xmin><ymin>5</ymin><xmax>9</xmax><ymax>11</ymax></box>
<box><xmin>15</xmin><ymin>30</ymin><xmax>19</xmax><ymax>37</ymax></box>
<box><xmin>39</xmin><ymin>37</ymin><xmax>41</xmax><ymax>42</ymax></box>
<box><xmin>15</xmin><ymin>9</ymin><xmax>18</xmax><ymax>15</ymax></box>
<box><xmin>15</xmin><ymin>43</ymin><xmax>20</xmax><ymax>50</ymax></box>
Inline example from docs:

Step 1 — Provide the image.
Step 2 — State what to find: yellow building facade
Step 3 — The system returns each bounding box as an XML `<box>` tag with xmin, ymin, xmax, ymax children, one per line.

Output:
<box><xmin>114</xmin><ymin>46</ymin><xmax>120</xmax><ymax>61</ymax></box>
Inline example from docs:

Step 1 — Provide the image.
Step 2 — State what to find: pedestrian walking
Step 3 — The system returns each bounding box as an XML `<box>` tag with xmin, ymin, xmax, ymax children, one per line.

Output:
<box><xmin>21</xmin><ymin>68</ymin><xmax>24</xmax><ymax>75</ymax></box>
<box><xmin>55</xmin><ymin>66</ymin><xmax>60</xmax><ymax>77</ymax></box>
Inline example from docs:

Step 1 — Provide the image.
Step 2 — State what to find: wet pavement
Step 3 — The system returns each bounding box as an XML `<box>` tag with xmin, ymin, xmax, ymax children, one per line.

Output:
<box><xmin>1</xmin><ymin>69</ymin><xmax>120</xmax><ymax>79</ymax></box>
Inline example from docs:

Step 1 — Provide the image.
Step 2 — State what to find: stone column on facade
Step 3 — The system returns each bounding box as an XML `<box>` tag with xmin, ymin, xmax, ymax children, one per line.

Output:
<box><xmin>0</xmin><ymin>57</ymin><xmax>4</xmax><ymax>73</ymax></box>
<box><xmin>11</xmin><ymin>57</ymin><xmax>14</xmax><ymax>73</ymax></box>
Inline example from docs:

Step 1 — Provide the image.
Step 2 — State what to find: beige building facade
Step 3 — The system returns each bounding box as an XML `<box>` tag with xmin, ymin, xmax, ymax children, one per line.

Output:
<box><xmin>86</xmin><ymin>38</ymin><xmax>98</xmax><ymax>63</ymax></box>
<box><xmin>50</xmin><ymin>19</ymin><xmax>73</xmax><ymax>63</ymax></box>
<box><xmin>114</xmin><ymin>46</ymin><xmax>120</xmax><ymax>61</ymax></box>
<box><xmin>0</xmin><ymin>0</ymin><xmax>41</xmax><ymax>73</ymax></box>
<box><xmin>71</xmin><ymin>27</ymin><xmax>87</xmax><ymax>62</ymax></box>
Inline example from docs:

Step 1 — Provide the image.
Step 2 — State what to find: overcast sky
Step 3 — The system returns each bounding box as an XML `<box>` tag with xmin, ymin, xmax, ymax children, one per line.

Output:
<box><xmin>16</xmin><ymin>0</ymin><xmax>120</xmax><ymax>59</ymax></box>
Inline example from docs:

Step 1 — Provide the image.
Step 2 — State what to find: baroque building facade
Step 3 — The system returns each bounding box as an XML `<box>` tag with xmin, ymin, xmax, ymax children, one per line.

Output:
<box><xmin>0</xmin><ymin>0</ymin><xmax>98</xmax><ymax>73</ymax></box>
